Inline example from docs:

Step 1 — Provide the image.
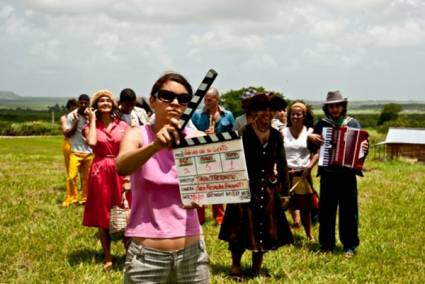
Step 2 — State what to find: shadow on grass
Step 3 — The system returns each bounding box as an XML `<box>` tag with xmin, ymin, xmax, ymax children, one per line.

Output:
<box><xmin>53</xmin><ymin>185</ymin><xmax>66</xmax><ymax>192</ymax></box>
<box><xmin>210</xmin><ymin>257</ymin><xmax>289</xmax><ymax>281</ymax></box>
<box><xmin>210</xmin><ymin>261</ymin><xmax>229</xmax><ymax>276</ymax></box>
<box><xmin>68</xmin><ymin>246</ymin><xmax>126</xmax><ymax>272</ymax></box>
<box><xmin>304</xmin><ymin>242</ymin><xmax>346</xmax><ymax>255</ymax></box>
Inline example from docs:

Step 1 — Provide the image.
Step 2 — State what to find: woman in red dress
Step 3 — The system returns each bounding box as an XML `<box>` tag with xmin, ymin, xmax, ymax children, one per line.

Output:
<box><xmin>82</xmin><ymin>90</ymin><xmax>128</xmax><ymax>270</ymax></box>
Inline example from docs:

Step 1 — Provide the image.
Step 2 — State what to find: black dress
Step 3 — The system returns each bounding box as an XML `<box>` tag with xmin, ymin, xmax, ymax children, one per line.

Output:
<box><xmin>219</xmin><ymin>124</ymin><xmax>293</xmax><ymax>251</ymax></box>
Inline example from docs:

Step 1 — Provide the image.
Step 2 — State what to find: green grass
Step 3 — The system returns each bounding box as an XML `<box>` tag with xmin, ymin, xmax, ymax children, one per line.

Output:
<box><xmin>0</xmin><ymin>136</ymin><xmax>424</xmax><ymax>283</ymax></box>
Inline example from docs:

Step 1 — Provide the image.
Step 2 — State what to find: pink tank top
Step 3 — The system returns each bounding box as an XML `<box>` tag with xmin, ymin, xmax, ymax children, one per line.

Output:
<box><xmin>125</xmin><ymin>125</ymin><xmax>202</xmax><ymax>238</ymax></box>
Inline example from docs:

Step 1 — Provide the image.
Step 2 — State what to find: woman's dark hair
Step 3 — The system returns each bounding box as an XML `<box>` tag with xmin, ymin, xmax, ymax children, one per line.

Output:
<box><xmin>322</xmin><ymin>101</ymin><xmax>348</xmax><ymax>119</ymax></box>
<box><xmin>150</xmin><ymin>72</ymin><xmax>193</xmax><ymax>98</ymax></box>
<box><xmin>66</xmin><ymin>98</ymin><xmax>78</xmax><ymax>111</ymax></box>
<box><xmin>287</xmin><ymin>100</ymin><xmax>314</xmax><ymax>128</ymax></box>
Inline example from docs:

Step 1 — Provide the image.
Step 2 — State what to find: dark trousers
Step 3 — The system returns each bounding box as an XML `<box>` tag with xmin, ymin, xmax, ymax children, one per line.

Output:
<box><xmin>319</xmin><ymin>171</ymin><xmax>359</xmax><ymax>250</ymax></box>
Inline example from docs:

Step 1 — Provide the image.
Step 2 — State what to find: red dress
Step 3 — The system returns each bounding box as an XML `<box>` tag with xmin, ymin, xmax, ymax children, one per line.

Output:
<box><xmin>83</xmin><ymin>119</ymin><xmax>128</xmax><ymax>229</ymax></box>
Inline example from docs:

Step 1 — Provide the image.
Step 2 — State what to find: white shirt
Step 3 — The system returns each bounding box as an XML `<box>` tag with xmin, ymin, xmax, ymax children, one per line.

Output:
<box><xmin>234</xmin><ymin>114</ymin><xmax>247</xmax><ymax>131</ymax></box>
<box><xmin>66</xmin><ymin>110</ymin><xmax>92</xmax><ymax>154</ymax></box>
<box><xmin>122</xmin><ymin>107</ymin><xmax>150</xmax><ymax>127</ymax></box>
<box><xmin>271</xmin><ymin>118</ymin><xmax>286</xmax><ymax>136</ymax></box>
<box><xmin>283</xmin><ymin>126</ymin><xmax>312</xmax><ymax>169</ymax></box>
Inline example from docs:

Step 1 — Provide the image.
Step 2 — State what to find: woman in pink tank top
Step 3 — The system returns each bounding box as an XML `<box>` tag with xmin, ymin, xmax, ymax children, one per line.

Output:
<box><xmin>117</xmin><ymin>73</ymin><xmax>210</xmax><ymax>283</ymax></box>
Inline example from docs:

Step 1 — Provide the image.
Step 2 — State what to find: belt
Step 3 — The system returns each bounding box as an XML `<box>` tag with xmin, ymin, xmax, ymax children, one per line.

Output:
<box><xmin>289</xmin><ymin>168</ymin><xmax>304</xmax><ymax>177</ymax></box>
<box><xmin>97</xmin><ymin>154</ymin><xmax>115</xmax><ymax>158</ymax></box>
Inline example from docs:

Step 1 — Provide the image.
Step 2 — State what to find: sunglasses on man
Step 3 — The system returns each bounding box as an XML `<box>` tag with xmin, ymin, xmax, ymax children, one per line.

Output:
<box><xmin>155</xmin><ymin>90</ymin><xmax>192</xmax><ymax>106</ymax></box>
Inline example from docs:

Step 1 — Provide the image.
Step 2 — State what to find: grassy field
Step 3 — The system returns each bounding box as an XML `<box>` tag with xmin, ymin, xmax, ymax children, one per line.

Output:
<box><xmin>0</xmin><ymin>136</ymin><xmax>424</xmax><ymax>283</ymax></box>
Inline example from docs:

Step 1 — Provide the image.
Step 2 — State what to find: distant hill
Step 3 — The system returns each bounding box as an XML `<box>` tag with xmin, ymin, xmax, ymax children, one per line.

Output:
<box><xmin>306</xmin><ymin>100</ymin><xmax>425</xmax><ymax>111</ymax></box>
<box><xmin>1</xmin><ymin>90</ymin><xmax>424</xmax><ymax>111</ymax></box>
<box><xmin>0</xmin><ymin>91</ymin><xmax>68</xmax><ymax>110</ymax></box>
<box><xmin>0</xmin><ymin>91</ymin><xmax>21</xmax><ymax>100</ymax></box>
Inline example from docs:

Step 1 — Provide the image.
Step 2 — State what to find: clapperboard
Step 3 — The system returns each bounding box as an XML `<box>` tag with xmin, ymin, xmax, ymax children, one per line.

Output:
<box><xmin>172</xmin><ymin>69</ymin><xmax>251</xmax><ymax>206</ymax></box>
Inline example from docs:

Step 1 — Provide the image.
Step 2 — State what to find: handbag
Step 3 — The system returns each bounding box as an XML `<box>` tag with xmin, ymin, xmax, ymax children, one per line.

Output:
<box><xmin>109</xmin><ymin>191</ymin><xmax>130</xmax><ymax>234</ymax></box>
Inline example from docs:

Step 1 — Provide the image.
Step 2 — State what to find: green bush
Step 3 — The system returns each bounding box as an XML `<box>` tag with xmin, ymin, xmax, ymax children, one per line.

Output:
<box><xmin>221</xmin><ymin>86</ymin><xmax>267</xmax><ymax>117</ymax></box>
<box><xmin>377</xmin><ymin>103</ymin><xmax>403</xmax><ymax>126</ymax></box>
<box><xmin>0</xmin><ymin>121</ymin><xmax>61</xmax><ymax>136</ymax></box>
<box><xmin>353</xmin><ymin>113</ymin><xmax>380</xmax><ymax>128</ymax></box>
<box><xmin>0</xmin><ymin>109</ymin><xmax>63</xmax><ymax>122</ymax></box>
<box><xmin>377</xmin><ymin>113</ymin><xmax>425</xmax><ymax>133</ymax></box>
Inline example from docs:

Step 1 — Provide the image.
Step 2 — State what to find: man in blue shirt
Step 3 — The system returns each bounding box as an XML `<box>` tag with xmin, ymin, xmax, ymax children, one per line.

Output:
<box><xmin>191</xmin><ymin>87</ymin><xmax>235</xmax><ymax>224</ymax></box>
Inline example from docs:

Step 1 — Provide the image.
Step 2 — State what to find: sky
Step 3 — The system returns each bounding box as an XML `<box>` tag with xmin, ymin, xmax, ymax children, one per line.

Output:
<box><xmin>1</xmin><ymin>0</ymin><xmax>425</xmax><ymax>101</ymax></box>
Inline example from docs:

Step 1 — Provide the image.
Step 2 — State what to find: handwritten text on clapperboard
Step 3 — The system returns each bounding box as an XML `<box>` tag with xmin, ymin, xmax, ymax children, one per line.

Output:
<box><xmin>173</xmin><ymin>139</ymin><xmax>250</xmax><ymax>206</ymax></box>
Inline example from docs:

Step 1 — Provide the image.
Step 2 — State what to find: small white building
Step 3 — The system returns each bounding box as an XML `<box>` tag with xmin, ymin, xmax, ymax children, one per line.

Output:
<box><xmin>378</xmin><ymin>127</ymin><xmax>425</xmax><ymax>161</ymax></box>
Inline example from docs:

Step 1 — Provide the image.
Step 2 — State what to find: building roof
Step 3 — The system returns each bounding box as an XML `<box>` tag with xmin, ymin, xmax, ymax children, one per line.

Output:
<box><xmin>378</xmin><ymin>127</ymin><xmax>425</xmax><ymax>145</ymax></box>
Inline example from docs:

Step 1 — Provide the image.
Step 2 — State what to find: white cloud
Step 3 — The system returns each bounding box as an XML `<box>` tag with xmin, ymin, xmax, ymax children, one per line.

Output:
<box><xmin>313</xmin><ymin>0</ymin><xmax>388</xmax><ymax>10</ymax></box>
<box><xmin>368</xmin><ymin>20</ymin><xmax>425</xmax><ymax>47</ymax></box>
<box><xmin>22</xmin><ymin>0</ymin><xmax>113</xmax><ymax>14</ymax></box>
<box><xmin>1</xmin><ymin>0</ymin><xmax>425</xmax><ymax>100</ymax></box>
<box><xmin>0</xmin><ymin>4</ymin><xmax>12</xmax><ymax>18</ymax></box>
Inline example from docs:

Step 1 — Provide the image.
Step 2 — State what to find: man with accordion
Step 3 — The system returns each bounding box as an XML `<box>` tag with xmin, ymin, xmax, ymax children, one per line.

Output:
<box><xmin>311</xmin><ymin>91</ymin><xmax>369</xmax><ymax>258</ymax></box>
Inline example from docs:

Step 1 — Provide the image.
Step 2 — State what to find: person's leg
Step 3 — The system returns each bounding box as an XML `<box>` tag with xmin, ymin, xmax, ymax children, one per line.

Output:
<box><xmin>290</xmin><ymin>209</ymin><xmax>301</xmax><ymax>228</ymax></box>
<box><xmin>63</xmin><ymin>153</ymin><xmax>81</xmax><ymax>206</ymax></box>
<box><xmin>79</xmin><ymin>153</ymin><xmax>94</xmax><ymax>203</ymax></box>
<box><xmin>212</xmin><ymin>204</ymin><xmax>225</xmax><ymax>225</ymax></box>
<box><xmin>197</xmin><ymin>206</ymin><xmax>206</xmax><ymax>225</ymax></box>
<box><xmin>98</xmin><ymin>228</ymin><xmax>112</xmax><ymax>269</ymax></box>
<box><xmin>230</xmin><ymin>249</ymin><xmax>244</xmax><ymax>274</ymax></box>
<box><xmin>251</xmin><ymin>251</ymin><xmax>265</xmax><ymax>275</ymax></box>
<box><xmin>339</xmin><ymin>174</ymin><xmax>359</xmax><ymax>253</ymax></box>
<box><xmin>319</xmin><ymin>174</ymin><xmax>338</xmax><ymax>251</ymax></box>
<box><xmin>301</xmin><ymin>209</ymin><xmax>314</xmax><ymax>241</ymax></box>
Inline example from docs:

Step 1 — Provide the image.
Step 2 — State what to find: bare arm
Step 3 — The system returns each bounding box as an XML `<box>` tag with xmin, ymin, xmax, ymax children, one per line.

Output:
<box><xmin>61</xmin><ymin>112</ymin><xmax>79</xmax><ymax>138</ymax></box>
<box><xmin>84</xmin><ymin>108</ymin><xmax>97</xmax><ymax>147</ymax></box>
<box><xmin>60</xmin><ymin>115</ymin><xmax>69</xmax><ymax>136</ymax></box>
<box><xmin>116</xmin><ymin>118</ymin><xmax>183</xmax><ymax>176</ymax></box>
<box><xmin>304</xmin><ymin>152</ymin><xmax>319</xmax><ymax>178</ymax></box>
<box><xmin>116</xmin><ymin>127</ymin><xmax>155</xmax><ymax>176</ymax></box>
<box><xmin>307</xmin><ymin>133</ymin><xmax>323</xmax><ymax>147</ymax></box>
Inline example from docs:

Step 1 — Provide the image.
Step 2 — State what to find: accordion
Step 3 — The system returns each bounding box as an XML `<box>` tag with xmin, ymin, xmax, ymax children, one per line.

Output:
<box><xmin>318</xmin><ymin>126</ymin><xmax>369</xmax><ymax>171</ymax></box>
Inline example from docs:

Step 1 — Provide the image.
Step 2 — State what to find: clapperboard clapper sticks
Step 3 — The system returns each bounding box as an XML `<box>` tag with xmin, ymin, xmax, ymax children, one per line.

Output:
<box><xmin>172</xmin><ymin>69</ymin><xmax>251</xmax><ymax>206</ymax></box>
<box><xmin>177</xmin><ymin>69</ymin><xmax>218</xmax><ymax>131</ymax></box>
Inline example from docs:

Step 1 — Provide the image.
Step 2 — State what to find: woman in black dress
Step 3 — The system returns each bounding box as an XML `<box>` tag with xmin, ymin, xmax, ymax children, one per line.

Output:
<box><xmin>219</xmin><ymin>92</ymin><xmax>293</xmax><ymax>278</ymax></box>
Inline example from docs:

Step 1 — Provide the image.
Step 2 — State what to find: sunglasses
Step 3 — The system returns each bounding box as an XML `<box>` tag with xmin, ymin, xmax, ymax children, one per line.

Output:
<box><xmin>155</xmin><ymin>90</ymin><xmax>192</xmax><ymax>105</ymax></box>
